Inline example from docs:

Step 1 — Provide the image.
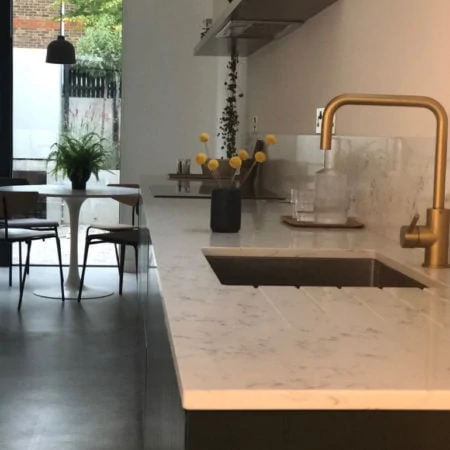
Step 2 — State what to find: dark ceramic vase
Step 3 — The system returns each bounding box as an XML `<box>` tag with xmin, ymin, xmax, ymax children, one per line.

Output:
<box><xmin>210</xmin><ymin>188</ymin><xmax>241</xmax><ymax>233</ymax></box>
<box><xmin>68</xmin><ymin>168</ymin><xmax>91</xmax><ymax>190</ymax></box>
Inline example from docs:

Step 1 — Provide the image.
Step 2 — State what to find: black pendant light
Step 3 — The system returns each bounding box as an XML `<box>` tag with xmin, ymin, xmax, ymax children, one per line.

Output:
<box><xmin>46</xmin><ymin>0</ymin><xmax>76</xmax><ymax>64</ymax></box>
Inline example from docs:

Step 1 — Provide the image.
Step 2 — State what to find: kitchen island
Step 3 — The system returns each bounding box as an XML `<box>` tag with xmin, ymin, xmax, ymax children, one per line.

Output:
<box><xmin>141</xmin><ymin>185</ymin><xmax>450</xmax><ymax>449</ymax></box>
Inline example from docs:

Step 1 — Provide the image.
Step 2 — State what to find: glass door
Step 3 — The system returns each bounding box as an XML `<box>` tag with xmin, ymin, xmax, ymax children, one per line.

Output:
<box><xmin>0</xmin><ymin>0</ymin><xmax>13</xmax><ymax>267</ymax></box>
<box><xmin>0</xmin><ymin>0</ymin><xmax>12</xmax><ymax>177</ymax></box>
<box><xmin>12</xmin><ymin>0</ymin><xmax>123</xmax><ymax>267</ymax></box>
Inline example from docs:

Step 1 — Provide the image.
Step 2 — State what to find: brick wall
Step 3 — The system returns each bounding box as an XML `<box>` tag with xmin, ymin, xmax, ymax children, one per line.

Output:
<box><xmin>14</xmin><ymin>0</ymin><xmax>83</xmax><ymax>49</ymax></box>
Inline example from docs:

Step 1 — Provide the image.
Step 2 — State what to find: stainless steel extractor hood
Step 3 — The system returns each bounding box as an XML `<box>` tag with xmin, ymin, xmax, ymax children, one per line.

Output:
<box><xmin>194</xmin><ymin>0</ymin><xmax>339</xmax><ymax>57</ymax></box>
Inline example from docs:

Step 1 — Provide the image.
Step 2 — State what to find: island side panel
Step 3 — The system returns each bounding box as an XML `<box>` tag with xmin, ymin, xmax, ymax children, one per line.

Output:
<box><xmin>185</xmin><ymin>411</ymin><xmax>386</xmax><ymax>450</ymax></box>
<box><xmin>142</xmin><ymin>270</ymin><xmax>186</xmax><ymax>450</ymax></box>
<box><xmin>185</xmin><ymin>410</ymin><xmax>450</xmax><ymax>450</ymax></box>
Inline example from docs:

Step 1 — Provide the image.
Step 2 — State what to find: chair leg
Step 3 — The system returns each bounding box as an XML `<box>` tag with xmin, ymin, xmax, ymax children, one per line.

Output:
<box><xmin>18</xmin><ymin>241</ymin><xmax>22</xmax><ymax>287</ymax></box>
<box><xmin>8</xmin><ymin>242</ymin><xmax>12</xmax><ymax>287</ymax></box>
<box><xmin>26</xmin><ymin>242</ymin><xmax>30</xmax><ymax>275</ymax></box>
<box><xmin>78</xmin><ymin>239</ymin><xmax>90</xmax><ymax>302</ymax></box>
<box><xmin>119</xmin><ymin>244</ymin><xmax>126</xmax><ymax>295</ymax></box>
<box><xmin>114</xmin><ymin>244</ymin><xmax>121</xmax><ymax>275</ymax></box>
<box><xmin>18</xmin><ymin>241</ymin><xmax>31</xmax><ymax>311</ymax></box>
<box><xmin>55</xmin><ymin>236</ymin><xmax>65</xmax><ymax>302</ymax></box>
<box><xmin>134</xmin><ymin>245</ymin><xmax>139</xmax><ymax>281</ymax></box>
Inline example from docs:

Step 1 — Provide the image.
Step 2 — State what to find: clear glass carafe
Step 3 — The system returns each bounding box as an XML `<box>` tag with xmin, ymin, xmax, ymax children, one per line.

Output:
<box><xmin>314</xmin><ymin>147</ymin><xmax>348</xmax><ymax>224</ymax></box>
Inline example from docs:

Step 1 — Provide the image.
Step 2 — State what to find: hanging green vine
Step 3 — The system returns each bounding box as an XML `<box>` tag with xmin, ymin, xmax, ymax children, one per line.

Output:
<box><xmin>218</xmin><ymin>47</ymin><xmax>243</xmax><ymax>159</ymax></box>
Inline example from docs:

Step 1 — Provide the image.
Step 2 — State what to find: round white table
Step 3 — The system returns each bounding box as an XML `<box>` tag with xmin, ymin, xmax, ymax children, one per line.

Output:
<box><xmin>0</xmin><ymin>184</ymin><xmax>140</xmax><ymax>300</ymax></box>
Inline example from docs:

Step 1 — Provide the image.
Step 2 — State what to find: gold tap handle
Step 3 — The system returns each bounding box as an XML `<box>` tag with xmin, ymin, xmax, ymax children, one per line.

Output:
<box><xmin>407</xmin><ymin>214</ymin><xmax>420</xmax><ymax>233</ymax></box>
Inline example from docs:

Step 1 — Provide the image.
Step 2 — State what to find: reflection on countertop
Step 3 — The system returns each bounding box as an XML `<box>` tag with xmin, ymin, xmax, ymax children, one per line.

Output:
<box><xmin>146</xmin><ymin>175</ymin><xmax>286</xmax><ymax>200</ymax></box>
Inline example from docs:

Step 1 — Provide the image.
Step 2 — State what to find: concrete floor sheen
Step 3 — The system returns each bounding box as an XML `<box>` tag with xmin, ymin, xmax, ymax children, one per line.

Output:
<box><xmin>0</xmin><ymin>267</ymin><xmax>144</xmax><ymax>450</ymax></box>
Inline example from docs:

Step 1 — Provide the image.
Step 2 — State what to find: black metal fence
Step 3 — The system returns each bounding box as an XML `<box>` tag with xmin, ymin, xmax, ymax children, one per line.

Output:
<box><xmin>65</xmin><ymin>68</ymin><xmax>122</xmax><ymax>99</ymax></box>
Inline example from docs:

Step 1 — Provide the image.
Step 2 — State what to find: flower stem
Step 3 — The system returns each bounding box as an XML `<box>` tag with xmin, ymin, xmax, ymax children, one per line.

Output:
<box><xmin>231</xmin><ymin>169</ymin><xmax>239</xmax><ymax>187</ymax></box>
<box><xmin>210</xmin><ymin>169</ymin><xmax>221</xmax><ymax>188</ymax></box>
<box><xmin>240</xmin><ymin>161</ymin><xmax>257</xmax><ymax>187</ymax></box>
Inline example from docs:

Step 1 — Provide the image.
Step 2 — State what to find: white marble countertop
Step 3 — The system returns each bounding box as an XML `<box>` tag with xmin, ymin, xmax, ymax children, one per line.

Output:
<box><xmin>143</xmin><ymin>185</ymin><xmax>450</xmax><ymax>411</ymax></box>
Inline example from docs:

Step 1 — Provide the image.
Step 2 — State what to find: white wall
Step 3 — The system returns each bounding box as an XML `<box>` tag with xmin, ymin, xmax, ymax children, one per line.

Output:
<box><xmin>244</xmin><ymin>0</ymin><xmax>450</xmax><ymax>239</ymax></box>
<box><xmin>13</xmin><ymin>48</ymin><xmax>62</xmax><ymax>159</ymax></box>
<box><xmin>121</xmin><ymin>0</ymin><xmax>219</xmax><ymax>181</ymax></box>
<box><xmin>247</xmin><ymin>0</ymin><xmax>450</xmax><ymax>138</ymax></box>
<box><xmin>212</xmin><ymin>0</ymin><xmax>224</xmax><ymax>19</ymax></box>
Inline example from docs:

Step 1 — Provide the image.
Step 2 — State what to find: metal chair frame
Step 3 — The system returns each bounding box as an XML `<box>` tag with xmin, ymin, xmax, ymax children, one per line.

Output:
<box><xmin>84</xmin><ymin>183</ymin><xmax>141</xmax><ymax>272</ymax></box>
<box><xmin>0</xmin><ymin>177</ymin><xmax>60</xmax><ymax>287</ymax></box>
<box><xmin>0</xmin><ymin>192</ymin><xmax>65</xmax><ymax>310</ymax></box>
<box><xmin>78</xmin><ymin>228</ymin><xmax>150</xmax><ymax>301</ymax></box>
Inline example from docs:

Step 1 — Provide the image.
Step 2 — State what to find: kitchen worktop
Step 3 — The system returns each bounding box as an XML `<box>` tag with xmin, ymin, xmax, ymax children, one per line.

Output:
<box><xmin>142</xmin><ymin>184</ymin><xmax>450</xmax><ymax>411</ymax></box>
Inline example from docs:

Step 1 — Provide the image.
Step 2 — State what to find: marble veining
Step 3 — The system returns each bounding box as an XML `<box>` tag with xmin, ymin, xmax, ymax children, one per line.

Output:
<box><xmin>142</xmin><ymin>188</ymin><xmax>450</xmax><ymax>411</ymax></box>
<box><xmin>261</xmin><ymin>134</ymin><xmax>445</xmax><ymax>240</ymax></box>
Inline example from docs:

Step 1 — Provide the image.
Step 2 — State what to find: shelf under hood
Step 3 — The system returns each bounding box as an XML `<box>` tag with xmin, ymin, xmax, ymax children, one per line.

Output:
<box><xmin>194</xmin><ymin>0</ymin><xmax>339</xmax><ymax>57</ymax></box>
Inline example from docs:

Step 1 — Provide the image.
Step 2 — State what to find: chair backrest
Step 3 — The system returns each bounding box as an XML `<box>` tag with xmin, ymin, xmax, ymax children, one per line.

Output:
<box><xmin>0</xmin><ymin>192</ymin><xmax>39</xmax><ymax>220</ymax></box>
<box><xmin>107</xmin><ymin>183</ymin><xmax>141</xmax><ymax>226</ymax></box>
<box><xmin>0</xmin><ymin>177</ymin><xmax>30</xmax><ymax>187</ymax></box>
<box><xmin>108</xmin><ymin>183</ymin><xmax>141</xmax><ymax>207</ymax></box>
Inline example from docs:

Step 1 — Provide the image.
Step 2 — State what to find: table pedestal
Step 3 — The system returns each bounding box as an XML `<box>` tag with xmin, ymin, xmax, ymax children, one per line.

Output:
<box><xmin>34</xmin><ymin>196</ymin><xmax>113</xmax><ymax>300</ymax></box>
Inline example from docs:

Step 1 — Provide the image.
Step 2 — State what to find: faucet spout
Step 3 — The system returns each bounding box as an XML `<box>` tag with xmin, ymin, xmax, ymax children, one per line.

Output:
<box><xmin>320</xmin><ymin>94</ymin><xmax>448</xmax><ymax>209</ymax></box>
<box><xmin>320</xmin><ymin>93</ymin><xmax>450</xmax><ymax>267</ymax></box>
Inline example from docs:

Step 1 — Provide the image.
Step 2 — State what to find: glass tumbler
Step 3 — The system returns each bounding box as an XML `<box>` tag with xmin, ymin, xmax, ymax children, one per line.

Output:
<box><xmin>292</xmin><ymin>189</ymin><xmax>315</xmax><ymax>222</ymax></box>
<box><xmin>177</xmin><ymin>158</ymin><xmax>191</xmax><ymax>175</ymax></box>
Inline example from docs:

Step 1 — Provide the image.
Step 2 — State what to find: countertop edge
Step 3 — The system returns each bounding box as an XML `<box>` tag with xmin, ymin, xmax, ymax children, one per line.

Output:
<box><xmin>182</xmin><ymin>389</ymin><xmax>450</xmax><ymax>411</ymax></box>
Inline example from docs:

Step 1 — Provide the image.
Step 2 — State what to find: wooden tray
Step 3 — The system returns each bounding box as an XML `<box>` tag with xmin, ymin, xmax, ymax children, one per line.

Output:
<box><xmin>281</xmin><ymin>215</ymin><xmax>365</xmax><ymax>229</ymax></box>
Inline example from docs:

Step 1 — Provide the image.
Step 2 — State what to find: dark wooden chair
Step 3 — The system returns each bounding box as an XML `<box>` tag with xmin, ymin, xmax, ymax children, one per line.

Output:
<box><xmin>0</xmin><ymin>191</ymin><xmax>65</xmax><ymax>310</ymax></box>
<box><xmin>85</xmin><ymin>183</ymin><xmax>141</xmax><ymax>269</ymax></box>
<box><xmin>77</xmin><ymin>227</ymin><xmax>151</xmax><ymax>301</ymax></box>
<box><xmin>0</xmin><ymin>177</ymin><xmax>60</xmax><ymax>286</ymax></box>
<box><xmin>78</xmin><ymin>183</ymin><xmax>151</xmax><ymax>300</ymax></box>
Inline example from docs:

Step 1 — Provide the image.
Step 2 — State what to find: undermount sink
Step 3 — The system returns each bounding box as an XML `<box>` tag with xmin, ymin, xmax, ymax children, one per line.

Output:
<box><xmin>204</xmin><ymin>255</ymin><xmax>428</xmax><ymax>289</ymax></box>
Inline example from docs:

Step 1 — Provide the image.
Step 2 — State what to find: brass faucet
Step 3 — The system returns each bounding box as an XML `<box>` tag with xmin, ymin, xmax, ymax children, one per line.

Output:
<box><xmin>320</xmin><ymin>93</ymin><xmax>450</xmax><ymax>268</ymax></box>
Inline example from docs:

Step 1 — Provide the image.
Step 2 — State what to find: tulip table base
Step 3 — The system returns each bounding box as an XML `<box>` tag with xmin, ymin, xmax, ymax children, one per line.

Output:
<box><xmin>34</xmin><ymin>285</ymin><xmax>113</xmax><ymax>300</ymax></box>
<box><xmin>34</xmin><ymin>196</ymin><xmax>114</xmax><ymax>300</ymax></box>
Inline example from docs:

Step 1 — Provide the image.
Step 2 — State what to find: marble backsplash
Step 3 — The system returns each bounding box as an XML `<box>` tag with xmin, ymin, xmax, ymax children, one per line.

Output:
<box><xmin>260</xmin><ymin>134</ymin><xmax>442</xmax><ymax>240</ymax></box>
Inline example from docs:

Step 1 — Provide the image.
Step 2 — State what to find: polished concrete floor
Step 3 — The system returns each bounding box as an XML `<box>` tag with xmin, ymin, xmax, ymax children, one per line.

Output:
<box><xmin>0</xmin><ymin>266</ymin><xmax>144</xmax><ymax>450</ymax></box>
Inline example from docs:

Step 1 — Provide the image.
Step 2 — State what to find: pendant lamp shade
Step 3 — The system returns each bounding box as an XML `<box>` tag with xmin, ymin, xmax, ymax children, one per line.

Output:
<box><xmin>46</xmin><ymin>35</ymin><xmax>76</xmax><ymax>64</ymax></box>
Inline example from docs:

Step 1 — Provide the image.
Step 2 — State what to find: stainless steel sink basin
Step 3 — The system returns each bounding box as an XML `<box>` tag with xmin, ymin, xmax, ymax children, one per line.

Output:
<box><xmin>205</xmin><ymin>255</ymin><xmax>428</xmax><ymax>289</ymax></box>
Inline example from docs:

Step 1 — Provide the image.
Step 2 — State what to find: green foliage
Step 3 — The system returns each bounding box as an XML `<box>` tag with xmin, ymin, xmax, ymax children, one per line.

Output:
<box><xmin>64</xmin><ymin>0</ymin><xmax>122</xmax><ymax>28</ymax></box>
<box><xmin>61</xmin><ymin>0</ymin><xmax>122</xmax><ymax>168</ymax></box>
<box><xmin>219</xmin><ymin>52</ymin><xmax>243</xmax><ymax>158</ymax></box>
<box><xmin>47</xmin><ymin>132</ymin><xmax>110</xmax><ymax>180</ymax></box>
<box><xmin>76</xmin><ymin>16</ymin><xmax>122</xmax><ymax>73</ymax></box>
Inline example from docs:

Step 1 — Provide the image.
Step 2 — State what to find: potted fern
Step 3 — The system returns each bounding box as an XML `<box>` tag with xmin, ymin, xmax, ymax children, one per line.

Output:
<box><xmin>48</xmin><ymin>132</ymin><xmax>109</xmax><ymax>190</ymax></box>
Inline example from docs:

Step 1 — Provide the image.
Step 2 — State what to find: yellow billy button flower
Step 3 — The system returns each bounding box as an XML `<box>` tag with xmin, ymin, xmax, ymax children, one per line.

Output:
<box><xmin>265</xmin><ymin>134</ymin><xmax>277</xmax><ymax>145</ymax></box>
<box><xmin>199</xmin><ymin>133</ymin><xmax>210</xmax><ymax>143</ymax></box>
<box><xmin>207</xmin><ymin>159</ymin><xmax>219</xmax><ymax>171</ymax></box>
<box><xmin>229</xmin><ymin>156</ymin><xmax>242</xmax><ymax>169</ymax></box>
<box><xmin>195</xmin><ymin>152</ymin><xmax>208</xmax><ymax>166</ymax></box>
<box><xmin>237</xmin><ymin>149</ymin><xmax>249</xmax><ymax>161</ymax></box>
<box><xmin>254</xmin><ymin>151</ymin><xmax>267</xmax><ymax>163</ymax></box>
